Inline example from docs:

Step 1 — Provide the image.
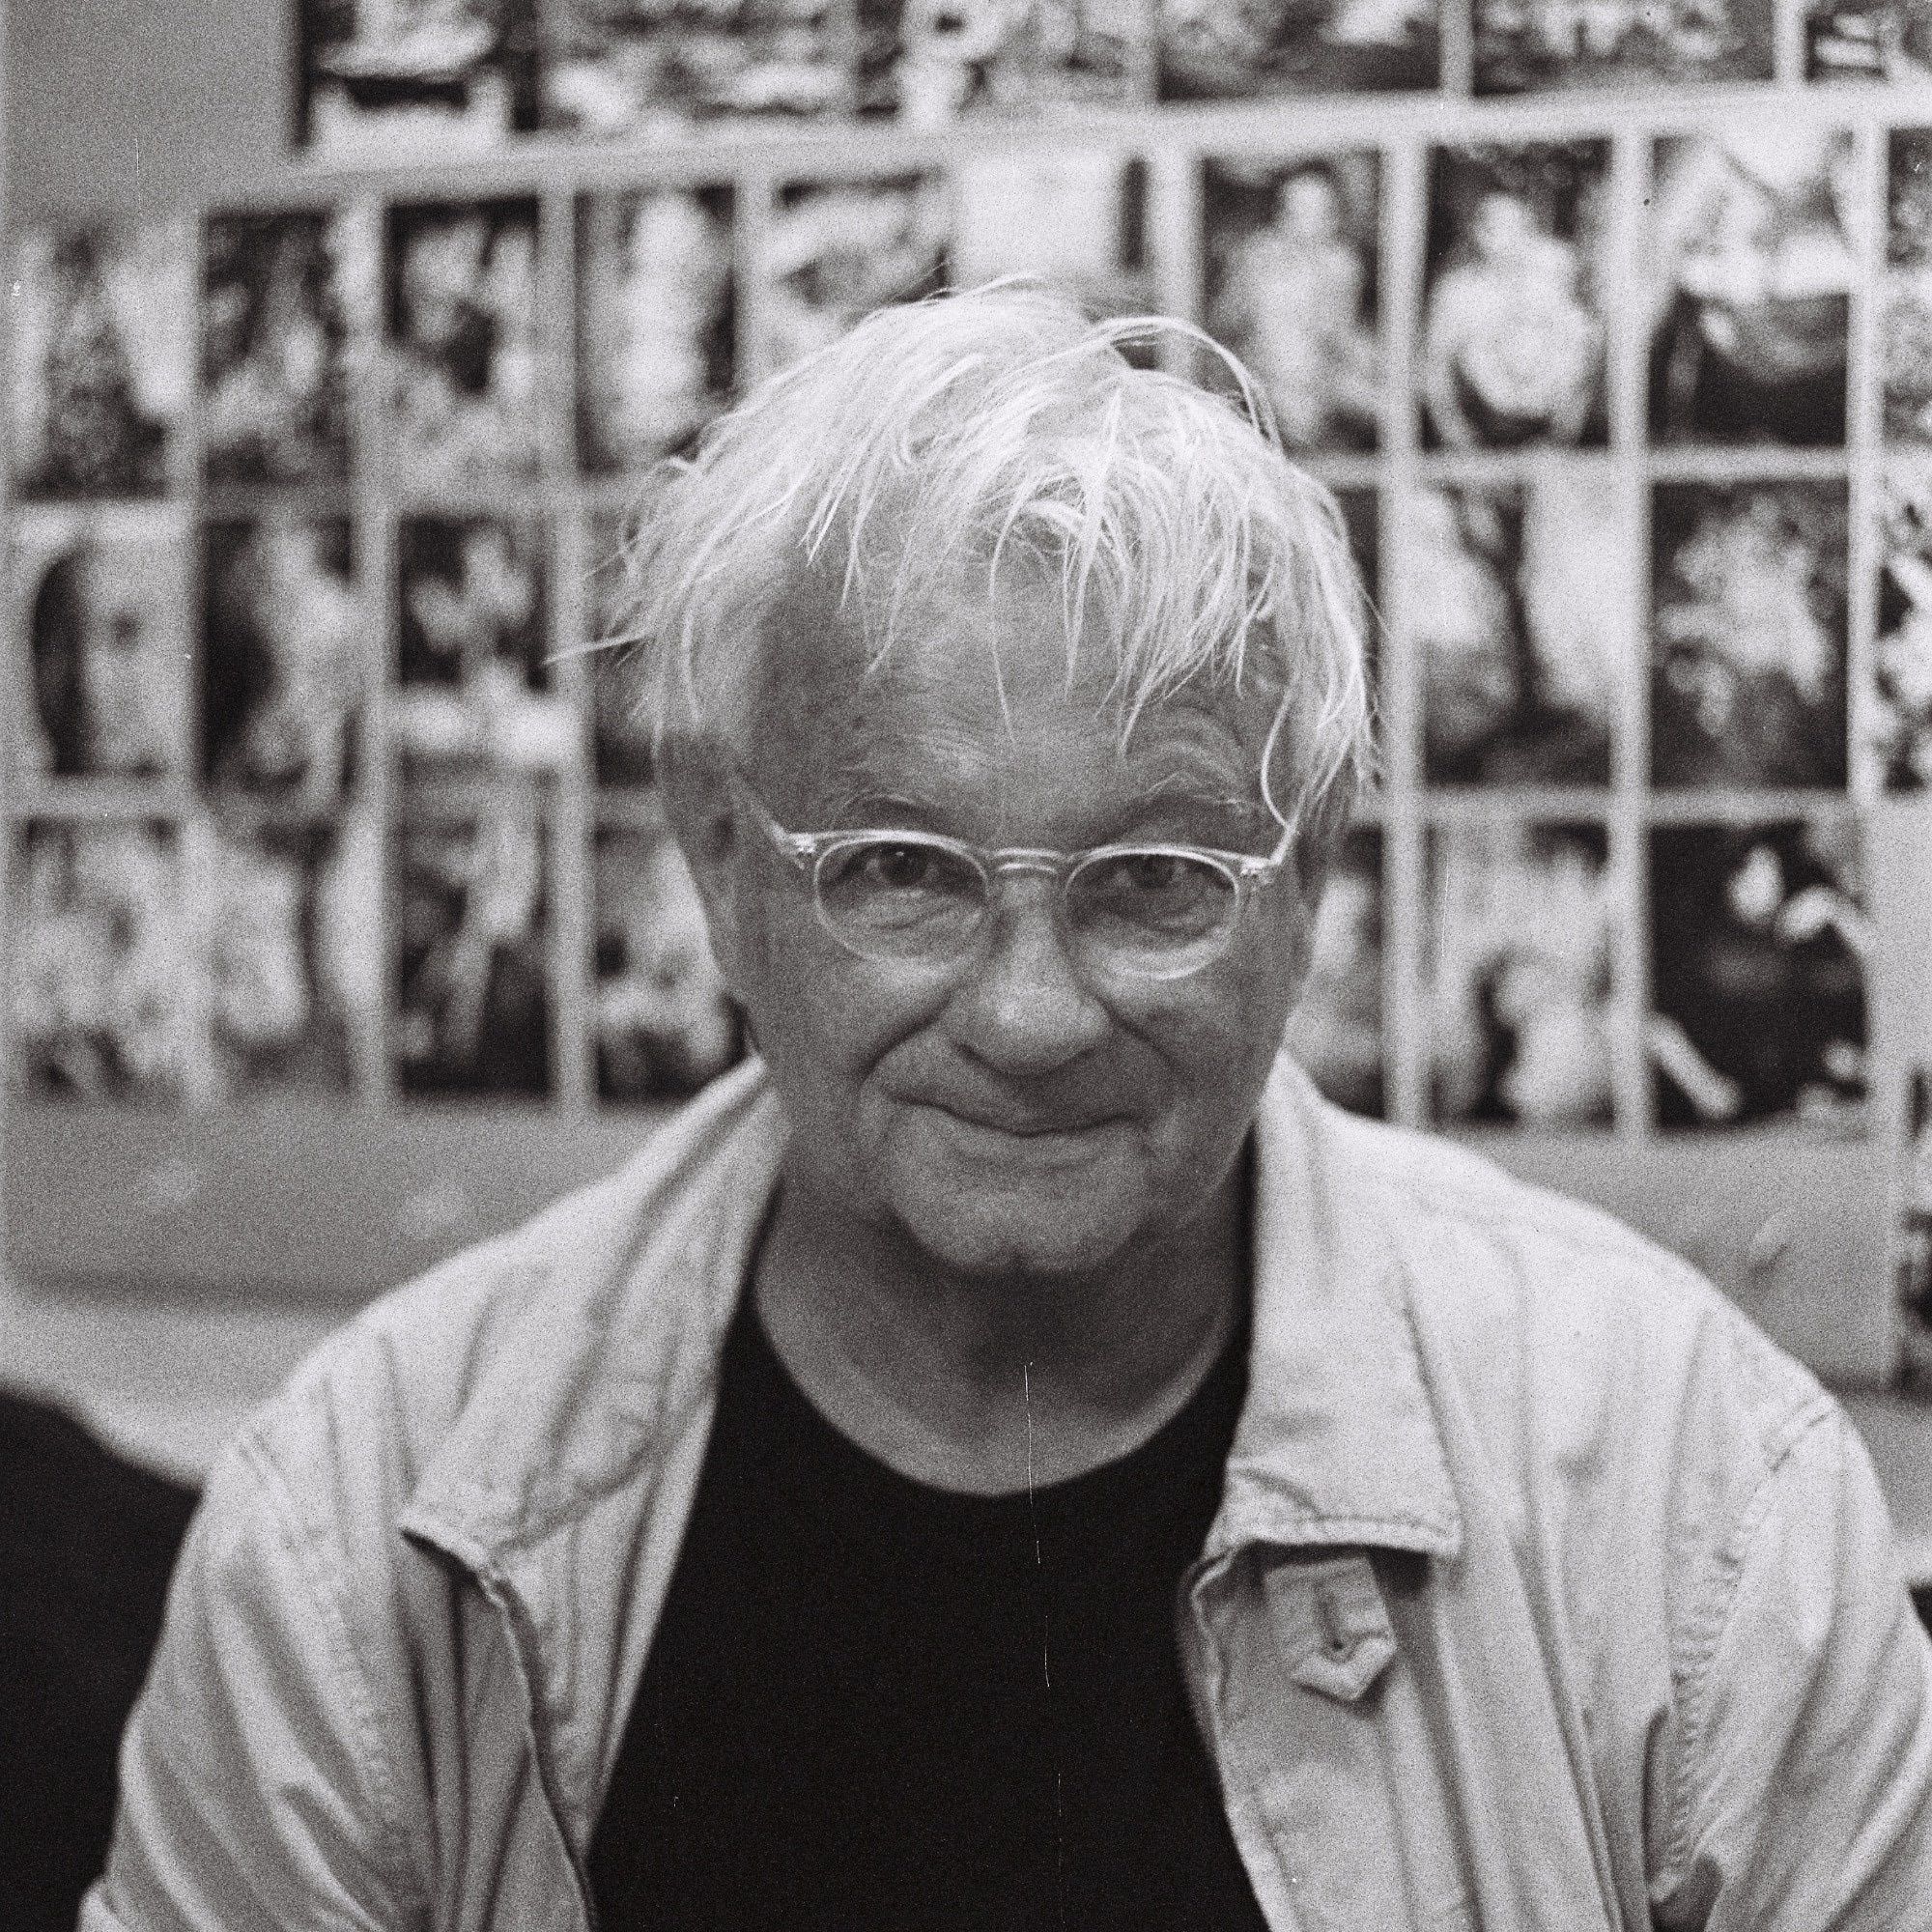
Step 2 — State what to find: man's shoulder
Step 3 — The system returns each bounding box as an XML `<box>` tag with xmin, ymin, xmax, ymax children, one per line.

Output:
<box><xmin>1301</xmin><ymin>1096</ymin><xmax>1830</xmax><ymax>1479</ymax></box>
<box><xmin>233</xmin><ymin>1063</ymin><xmax>781</xmax><ymax>1546</ymax></box>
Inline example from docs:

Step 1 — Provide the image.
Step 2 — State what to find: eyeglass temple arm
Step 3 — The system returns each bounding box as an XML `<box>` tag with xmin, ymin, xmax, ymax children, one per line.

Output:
<box><xmin>1237</xmin><ymin>812</ymin><xmax>1299</xmax><ymax>878</ymax></box>
<box><xmin>733</xmin><ymin>782</ymin><xmax>818</xmax><ymax>873</ymax></box>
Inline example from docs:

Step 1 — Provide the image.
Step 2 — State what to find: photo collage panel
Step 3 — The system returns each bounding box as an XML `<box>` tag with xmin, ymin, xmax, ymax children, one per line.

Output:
<box><xmin>9</xmin><ymin>77</ymin><xmax>1916</xmax><ymax>1134</ymax></box>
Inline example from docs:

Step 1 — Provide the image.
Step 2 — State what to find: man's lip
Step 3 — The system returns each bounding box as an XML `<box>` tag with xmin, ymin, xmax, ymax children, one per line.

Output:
<box><xmin>923</xmin><ymin>1101</ymin><xmax>1122</xmax><ymax>1138</ymax></box>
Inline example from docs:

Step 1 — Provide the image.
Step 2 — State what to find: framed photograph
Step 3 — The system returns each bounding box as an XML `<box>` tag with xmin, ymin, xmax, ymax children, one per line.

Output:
<box><xmin>577</xmin><ymin>187</ymin><xmax>735</xmax><ymax>472</ymax></box>
<box><xmin>11</xmin><ymin>506</ymin><xmax>191</xmax><ymax>782</ymax></box>
<box><xmin>1335</xmin><ymin>487</ymin><xmax>1382</xmax><ymax>726</ymax></box>
<box><xmin>543</xmin><ymin>0</ymin><xmax>850</xmax><ymax>130</ymax></box>
<box><xmin>295</xmin><ymin>0</ymin><xmax>540</xmax><ymax>155</ymax></box>
<box><xmin>394</xmin><ymin>515</ymin><xmax>576</xmax><ymax>777</ymax></box>
<box><xmin>1885</xmin><ymin>130</ymin><xmax>1932</xmax><ymax>443</ymax></box>
<box><xmin>1335</xmin><ymin>486</ymin><xmax>1380</xmax><ymax>606</ymax></box>
<box><xmin>950</xmin><ymin>152</ymin><xmax>1150</xmax><ymax>314</ymax></box>
<box><xmin>1157</xmin><ymin>0</ymin><xmax>1436</xmax><ymax>96</ymax></box>
<box><xmin>1420</xmin><ymin>142</ymin><xmax>1608</xmax><ymax>452</ymax></box>
<box><xmin>1427</xmin><ymin>820</ymin><xmax>1615</xmax><ymax>1129</ymax></box>
<box><xmin>386</xmin><ymin>197</ymin><xmax>543</xmax><ymax>488</ymax></box>
<box><xmin>1805</xmin><ymin>0</ymin><xmax>1932</xmax><ymax>77</ymax></box>
<box><xmin>594</xmin><ymin>823</ymin><xmax>744</xmax><ymax>1104</ymax></box>
<box><xmin>1202</xmin><ymin>153</ymin><xmax>1380</xmax><ymax>455</ymax></box>
<box><xmin>1408</xmin><ymin>473</ymin><xmax>1620</xmax><ymax>787</ymax></box>
<box><xmin>1874</xmin><ymin>460</ymin><xmax>1932</xmax><ymax>792</ymax></box>
<box><xmin>1649</xmin><ymin>821</ymin><xmax>1866</xmax><ymax>1131</ymax></box>
<box><xmin>9</xmin><ymin>218</ymin><xmax>191</xmax><ymax>499</ymax></box>
<box><xmin>585</xmin><ymin>514</ymin><xmax>655</xmax><ymax>788</ymax></box>
<box><xmin>9</xmin><ymin>821</ymin><xmax>197</xmax><ymax>1103</ymax></box>
<box><xmin>759</xmin><ymin>176</ymin><xmax>952</xmax><ymax>373</ymax></box>
<box><xmin>1474</xmin><ymin>0</ymin><xmax>1772</xmax><ymax>93</ymax></box>
<box><xmin>1282</xmin><ymin>826</ymin><xmax>1382</xmax><ymax>1118</ymax></box>
<box><xmin>203</xmin><ymin>208</ymin><xmax>371</xmax><ymax>487</ymax></box>
<box><xmin>202</xmin><ymin>517</ymin><xmax>364</xmax><ymax>807</ymax></box>
<box><xmin>201</xmin><ymin>818</ymin><xmax>373</xmax><ymax>1094</ymax></box>
<box><xmin>393</xmin><ymin>806</ymin><xmax>553</xmax><ymax>1097</ymax></box>
<box><xmin>1648</xmin><ymin>132</ymin><xmax>1855</xmax><ymax>449</ymax></box>
<box><xmin>858</xmin><ymin>0</ymin><xmax>1142</xmax><ymax>122</ymax></box>
<box><xmin>1650</xmin><ymin>481</ymin><xmax>1848</xmax><ymax>789</ymax></box>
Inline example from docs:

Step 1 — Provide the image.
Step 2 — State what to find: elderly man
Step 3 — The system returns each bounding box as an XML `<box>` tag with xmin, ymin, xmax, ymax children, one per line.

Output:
<box><xmin>90</xmin><ymin>288</ymin><xmax>1930</xmax><ymax>1931</ymax></box>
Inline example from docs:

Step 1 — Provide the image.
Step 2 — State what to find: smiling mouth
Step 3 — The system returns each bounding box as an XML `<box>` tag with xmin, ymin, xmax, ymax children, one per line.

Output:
<box><xmin>926</xmin><ymin>1103</ymin><xmax>1122</xmax><ymax>1139</ymax></box>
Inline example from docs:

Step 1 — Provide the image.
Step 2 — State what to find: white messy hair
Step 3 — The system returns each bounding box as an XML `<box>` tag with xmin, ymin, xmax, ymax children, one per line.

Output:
<box><xmin>611</xmin><ymin>283</ymin><xmax>1374</xmax><ymax>852</ymax></box>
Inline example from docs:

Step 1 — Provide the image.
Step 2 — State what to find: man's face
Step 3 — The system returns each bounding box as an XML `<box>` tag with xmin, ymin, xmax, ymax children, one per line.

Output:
<box><xmin>699</xmin><ymin>572</ymin><xmax>1315</xmax><ymax>1282</ymax></box>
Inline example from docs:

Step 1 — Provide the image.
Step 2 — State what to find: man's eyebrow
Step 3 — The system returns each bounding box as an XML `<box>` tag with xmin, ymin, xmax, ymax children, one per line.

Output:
<box><xmin>1136</xmin><ymin>770</ymin><xmax>1272</xmax><ymax>834</ymax></box>
<box><xmin>820</xmin><ymin>786</ymin><xmax>933</xmax><ymax>826</ymax></box>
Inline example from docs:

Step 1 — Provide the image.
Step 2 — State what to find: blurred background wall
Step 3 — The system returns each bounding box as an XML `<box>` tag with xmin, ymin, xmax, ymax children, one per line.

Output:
<box><xmin>5</xmin><ymin>0</ymin><xmax>1932</xmax><ymax>1503</ymax></box>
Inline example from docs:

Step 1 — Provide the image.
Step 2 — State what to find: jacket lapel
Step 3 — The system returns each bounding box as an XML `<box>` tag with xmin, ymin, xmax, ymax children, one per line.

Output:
<box><xmin>1188</xmin><ymin>1063</ymin><xmax>1620</xmax><ymax>1931</ymax></box>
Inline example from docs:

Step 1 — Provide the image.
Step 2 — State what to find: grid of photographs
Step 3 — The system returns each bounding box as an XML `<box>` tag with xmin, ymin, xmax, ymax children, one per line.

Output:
<box><xmin>8</xmin><ymin>79</ymin><xmax>1920</xmax><ymax>1144</ymax></box>
<box><xmin>298</xmin><ymin>0</ymin><xmax>1435</xmax><ymax>150</ymax></box>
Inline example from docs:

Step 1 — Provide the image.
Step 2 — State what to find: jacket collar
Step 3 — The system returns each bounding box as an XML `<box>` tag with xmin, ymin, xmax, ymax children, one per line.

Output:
<box><xmin>1210</xmin><ymin>1055</ymin><xmax>1462</xmax><ymax>1561</ymax></box>
<box><xmin>400</xmin><ymin>1053</ymin><xmax>1461</xmax><ymax>1573</ymax></box>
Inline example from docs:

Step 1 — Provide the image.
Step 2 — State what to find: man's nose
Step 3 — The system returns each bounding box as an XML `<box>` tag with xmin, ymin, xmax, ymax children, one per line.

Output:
<box><xmin>944</xmin><ymin>871</ymin><xmax>1110</xmax><ymax>1074</ymax></box>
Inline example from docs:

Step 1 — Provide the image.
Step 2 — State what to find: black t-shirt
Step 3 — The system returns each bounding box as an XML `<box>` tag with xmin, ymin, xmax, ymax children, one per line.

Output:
<box><xmin>586</xmin><ymin>1292</ymin><xmax>1269</xmax><ymax>1932</ymax></box>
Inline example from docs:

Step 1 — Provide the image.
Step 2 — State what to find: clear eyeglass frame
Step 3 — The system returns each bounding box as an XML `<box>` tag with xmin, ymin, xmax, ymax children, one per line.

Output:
<box><xmin>725</xmin><ymin>767</ymin><xmax>1296</xmax><ymax>983</ymax></box>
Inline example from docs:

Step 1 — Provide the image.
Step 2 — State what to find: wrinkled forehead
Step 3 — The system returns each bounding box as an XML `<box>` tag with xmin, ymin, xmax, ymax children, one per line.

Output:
<box><xmin>744</xmin><ymin>554</ymin><xmax>1284</xmax><ymax>810</ymax></box>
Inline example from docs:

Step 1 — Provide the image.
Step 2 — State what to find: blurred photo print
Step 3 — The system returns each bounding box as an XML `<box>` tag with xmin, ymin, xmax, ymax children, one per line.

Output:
<box><xmin>386</xmin><ymin>197</ymin><xmax>543</xmax><ymax>487</ymax></box>
<box><xmin>543</xmin><ymin>0</ymin><xmax>849</xmax><ymax>129</ymax></box>
<box><xmin>594</xmin><ymin>824</ymin><xmax>743</xmax><ymax>1104</ymax></box>
<box><xmin>9</xmin><ymin>822</ymin><xmax>197</xmax><ymax>1104</ymax></box>
<box><xmin>1427</xmin><ymin>820</ymin><xmax>1615</xmax><ymax>1129</ymax></box>
<box><xmin>1885</xmin><ymin>129</ymin><xmax>1932</xmax><ymax>443</ymax></box>
<box><xmin>12</xmin><ymin>507</ymin><xmax>191</xmax><ymax>783</ymax></box>
<box><xmin>199</xmin><ymin>819</ymin><xmax>374</xmax><ymax>1094</ymax></box>
<box><xmin>758</xmin><ymin>175</ymin><xmax>952</xmax><ymax>370</ymax></box>
<box><xmin>1474</xmin><ymin>0</ymin><xmax>1772</xmax><ymax>92</ymax></box>
<box><xmin>1281</xmin><ymin>827</ymin><xmax>1383</xmax><ymax>1117</ymax></box>
<box><xmin>393</xmin><ymin>805</ymin><xmax>552</xmax><ymax>1096</ymax></box>
<box><xmin>1421</xmin><ymin>142</ymin><xmax>1608</xmax><ymax>451</ymax></box>
<box><xmin>1408</xmin><ymin>472</ymin><xmax>1621</xmax><ymax>787</ymax></box>
<box><xmin>584</xmin><ymin>518</ymin><xmax>656</xmax><ymax>789</ymax></box>
<box><xmin>950</xmin><ymin>152</ymin><xmax>1149</xmax><ymax>315</ymax></box>
<box><xmin>1648</xmin><ymin>129</ymin><xmax>1856</xmax><ymax>448</ymax></box>
<box><xmin>1806</xmin><ymin>0</ymin><xmax>1932</xmax><ymax>76</ymax></box>
<box><xmin>201</xmin><ymin>517</ymin><xmax>364</xmax><ymax>808</ymax></box>
<box><xmin>9</xmin><ymin>218</ymin><xmax>191</xmax><ymax>500</ymax></box>
<box><xmin>1157</xmin><ymin>0</ymin><xmax>1436</xmax><ymax>95</ymax></box>
<box><xmin>1650</xmin><ymin>481</ymin><xmax>1848</xmax><ymax>789</ymax></box>
<box><xmin>1201</xmin><ymin>152</ymin><xmax>1380</xmax><ymax>454</ymax></box>
<box><xmin>202</xmin><ymin>208</ymin><xmax>371</xmax><ymax>488</ymax></box>
<box><xmin>394</xmin><ymin>515</ymin><xmax>575</xmax><ymax>778</ymax></box>
<box><xmin>576</xmin><ymin>186</ymin><xmax>735</xmax><ymax>471</ymax></box>
<box><xmin>296</xmin><ymin>0</ymin><xmax>540</xmax><ymax>154</ymax></box>
<box><xmin>1874</xmin><ymin>461</ymin><xmax>1932</xmax><ymax>791</ymax></box>
<box><xmin>858</xmin><ymin>0</ymin><xmax>1142</xmax><ymax>123</ymax></box>
<box><xmin>1649</xmin><ymin>820</ymin><xmax>1866</xmax><ymax>1130</ymax></box>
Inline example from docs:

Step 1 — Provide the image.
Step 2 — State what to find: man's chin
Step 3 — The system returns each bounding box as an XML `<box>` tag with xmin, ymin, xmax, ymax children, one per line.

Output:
<box><xmin>883</xmin><ymin>1166</ymin><xmax>1150</xmax><ymax>1282</ymax></box>
<box><xmin>895</xmin><ymin>1208</ymin><xmax>1141</xmax><ymax>1283</ymax></box>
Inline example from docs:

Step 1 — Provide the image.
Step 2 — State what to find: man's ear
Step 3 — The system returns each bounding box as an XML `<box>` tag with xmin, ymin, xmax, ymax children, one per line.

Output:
<box><xmin>659</xmin><ymin>734</ymin><xmax>750</xmax><ymax>994</ymax></box>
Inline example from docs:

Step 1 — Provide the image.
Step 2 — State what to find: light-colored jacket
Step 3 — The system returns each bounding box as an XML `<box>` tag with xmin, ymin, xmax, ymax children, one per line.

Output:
<box><xmin>86</xmin><ymin>1057</ymin><xmax>1932</xmax><ymax>1931</ymax></box>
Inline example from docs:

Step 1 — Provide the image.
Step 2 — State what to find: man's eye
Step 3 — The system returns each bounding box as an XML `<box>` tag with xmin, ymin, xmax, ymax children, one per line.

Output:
<box><xmin>862</xmin><ymin>843</ymin><xmax>942</xmax><ymax>892</ymax></box>
<box><xmin>1100</xmin><ymin>852</ymin><xmax>1192</xmax><ymax>895</ymax></box>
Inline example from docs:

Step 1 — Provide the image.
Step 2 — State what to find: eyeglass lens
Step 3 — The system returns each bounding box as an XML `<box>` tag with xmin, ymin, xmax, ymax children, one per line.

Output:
<box><xmin>813</xmin><ymin>836</ymin><xmax>1240</xmax><ymax>977</ymax></box>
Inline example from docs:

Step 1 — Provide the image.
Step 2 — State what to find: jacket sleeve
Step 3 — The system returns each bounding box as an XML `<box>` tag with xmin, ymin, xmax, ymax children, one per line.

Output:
<box><xmin>79</xmin><ymin>1431</ymin><xmax>413</xmax><ymax>1932</ymax></box>
<box><xmin>1654</xmin><ymin>1403</ymin><xmax>1932</xmax><ymax>1930</ymax></box>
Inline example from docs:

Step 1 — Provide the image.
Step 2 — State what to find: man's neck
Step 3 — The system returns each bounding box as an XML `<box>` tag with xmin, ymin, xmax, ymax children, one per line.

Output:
<box><xmin>751</xmin><ymin>1163</ymin><xmax>1248</xmax><ymax>1497</ymax></box>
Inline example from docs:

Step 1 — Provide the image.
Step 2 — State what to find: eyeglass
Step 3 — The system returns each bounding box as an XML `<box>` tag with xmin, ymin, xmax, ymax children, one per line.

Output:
<box><xmin>728</xmin><ymin>769</ymin><xmax>1294</xmax><ymax>983</ymax></box>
